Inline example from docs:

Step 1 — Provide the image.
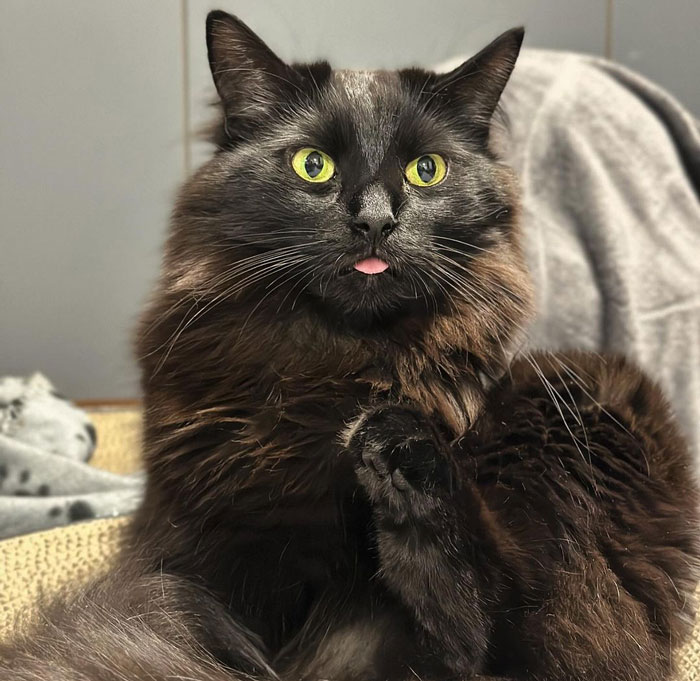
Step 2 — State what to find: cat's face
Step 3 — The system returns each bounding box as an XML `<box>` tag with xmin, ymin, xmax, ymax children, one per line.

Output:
<box><xmin>174</xmin><ymin>12</ymin><xmax>529</xmax><ymax>333</ymax></box>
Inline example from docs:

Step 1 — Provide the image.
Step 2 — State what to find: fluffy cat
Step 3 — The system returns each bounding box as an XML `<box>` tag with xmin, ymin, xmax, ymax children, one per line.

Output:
<box><xmin>2</xmin><ymin>11</ymin><xmax>698</xmax><ymax>681</ymax></box>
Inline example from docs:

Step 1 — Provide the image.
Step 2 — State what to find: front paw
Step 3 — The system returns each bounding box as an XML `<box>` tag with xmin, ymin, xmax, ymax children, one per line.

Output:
<box><xmin>344</xmin><ymin>406</ymin><xmax>453</xmax><ymax>520</ymax></box>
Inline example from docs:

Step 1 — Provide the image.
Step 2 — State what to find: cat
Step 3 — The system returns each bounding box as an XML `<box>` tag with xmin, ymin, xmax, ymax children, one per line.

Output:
<box><xmin>2</xmin><ymin>10</ymin><xmax>698</xmax><ymax>681</ymax></box>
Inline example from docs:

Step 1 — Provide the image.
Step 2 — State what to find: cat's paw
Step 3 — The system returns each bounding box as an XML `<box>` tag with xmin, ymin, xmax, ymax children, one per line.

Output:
<box><xmin>344</xmin><ymin>406</ymin><xmax>453</xmax><ymax>520</ymax></box>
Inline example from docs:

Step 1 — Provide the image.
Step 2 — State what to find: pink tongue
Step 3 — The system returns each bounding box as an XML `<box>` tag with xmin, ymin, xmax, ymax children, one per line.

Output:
<box><xmin>354</xmin><ymin>257</ymin><xmax>389</xmax><ymax>275</ymax></box>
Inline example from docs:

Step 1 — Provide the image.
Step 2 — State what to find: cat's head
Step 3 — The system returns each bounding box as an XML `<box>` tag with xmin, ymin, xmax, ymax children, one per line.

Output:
<box><xmin>166</xmin><ymin>11</ymin><xmax>531</xmax><ymax>340</ymax></box>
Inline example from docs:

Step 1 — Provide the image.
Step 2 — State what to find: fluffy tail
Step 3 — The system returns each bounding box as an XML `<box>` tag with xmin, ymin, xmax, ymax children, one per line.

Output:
<box><xmin>0</xmin><ymin>563</ymin><xmax>274</xmax><ymax>681</ymax></box>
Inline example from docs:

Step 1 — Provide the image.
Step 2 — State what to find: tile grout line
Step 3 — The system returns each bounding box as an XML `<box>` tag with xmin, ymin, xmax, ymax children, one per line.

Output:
<box><xmin>180</xmin><ymin>0</ymin><xmax>192</xmax><ymax>177</ymax></box>
<box><xmin>605</xmin><ymin>0</ymin><xmax>614</xmax><ymax>59</ymax></box>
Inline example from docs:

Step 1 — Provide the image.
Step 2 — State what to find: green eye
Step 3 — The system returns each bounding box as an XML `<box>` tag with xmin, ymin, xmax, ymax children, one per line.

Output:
<box><xmin>291</xmin><ymin>148</ymin><xmax>336</xmax><ymax>183</ymax></box>
<box><xmin>405</xmin><ymin>153</ymin><xmax>447</xmax><ymax>187</ymax></box>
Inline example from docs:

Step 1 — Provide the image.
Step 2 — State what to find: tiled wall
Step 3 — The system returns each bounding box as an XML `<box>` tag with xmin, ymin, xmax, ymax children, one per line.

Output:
<box><xmin>1</xmin><ymin>0</ymin><xmax>697</xmax><ymax>398</ymax></box>
<box><xmin>1</xmin><ymin>1</ymin><xmax>185</xmax><ymax>399</ymax></box>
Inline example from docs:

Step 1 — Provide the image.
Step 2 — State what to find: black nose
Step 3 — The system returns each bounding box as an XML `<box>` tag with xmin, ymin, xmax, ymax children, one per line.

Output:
<box><xmin>351</xmin><ymin>217</ymin><xmax>397</xmax><ymax>243</ymax></box>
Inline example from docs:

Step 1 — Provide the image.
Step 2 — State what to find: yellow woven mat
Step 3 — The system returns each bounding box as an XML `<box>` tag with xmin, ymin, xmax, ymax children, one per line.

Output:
<box><xmin>0</xmin><ymin>515</ymin><xmax>131</xmax><ymax>637</ymax></box>
<box><xmin>0</xmin><ymin>409</ymin><xmax>698</xmax><ymax>679</ymax></box>
<box><xmin>89</xmin><ymin>408</ymin><xmax>143</xmax><ymax>474</ymax></box>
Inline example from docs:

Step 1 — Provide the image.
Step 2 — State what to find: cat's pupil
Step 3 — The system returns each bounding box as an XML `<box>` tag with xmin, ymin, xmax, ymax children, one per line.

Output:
<box><xmin>416</xmin><ymin>156</ymin><xmax>436</xmax><ymax>183</ymax></box>
<box><xmin>305</xmin><ymin>151</ymin><xmax>324</xmax><ymax>178</ymax></box>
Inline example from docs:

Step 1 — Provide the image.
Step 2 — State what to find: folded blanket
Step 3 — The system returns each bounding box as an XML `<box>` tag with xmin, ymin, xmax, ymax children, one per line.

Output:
<box><xmin>498</xmin><ymin>49</ymin><xmax>700</xmax><ymax>459</ymax></box>
<box><xmin>0</xmin><ymin>374</ymin><xmax>143</xmax><ymax>539</ymax></box>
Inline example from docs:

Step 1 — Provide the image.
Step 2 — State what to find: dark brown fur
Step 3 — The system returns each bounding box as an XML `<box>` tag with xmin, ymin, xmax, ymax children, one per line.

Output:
<box><xmin>1</xmin><ymin>12</ymin><xmax>698</xmax><ymax>681</ymax></box>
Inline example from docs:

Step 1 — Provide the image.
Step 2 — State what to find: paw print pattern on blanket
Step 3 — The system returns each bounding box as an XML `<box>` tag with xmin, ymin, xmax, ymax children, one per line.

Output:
<box><xmin>0</xmin><ymin>373</ymin><xmax>96</xmax><ymax>463</ymax></box>
<box><xmin>0</xmin><ymin>373</ymin><xmax>143</xmax><ymax>539</ymax></box>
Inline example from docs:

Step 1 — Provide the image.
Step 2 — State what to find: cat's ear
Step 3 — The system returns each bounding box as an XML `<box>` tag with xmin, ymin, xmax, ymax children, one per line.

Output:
<box><xmin>206</xmin><ymin>11</ymin><xmax>300</xmax><ymax>135</ymax></box>
<box><xmin>433</xmin><ymin>27</ymin><xmax>524</xmax><ymax>142</ymax></box>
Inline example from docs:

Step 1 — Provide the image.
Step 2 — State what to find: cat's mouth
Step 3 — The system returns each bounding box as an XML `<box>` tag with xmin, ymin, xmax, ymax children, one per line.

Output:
<box><xmin>353</xmin><ymin>257</ymin><xmax>389</xmax><ymax>275</ymax></box>
<box><xmin>336</xmin><ymin>254</ymin><xmax>395</xmax><ymax>278</ymax></box>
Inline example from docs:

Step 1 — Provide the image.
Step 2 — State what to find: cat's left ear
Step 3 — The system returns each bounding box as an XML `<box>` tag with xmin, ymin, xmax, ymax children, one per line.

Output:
<box><xmin>433</xmin><ymin>27</ymin><xmax>524</xmax><ymax>141</ymax></box>
<box><xmin>206</xmin><ymin>11</ymin><xmax>301</xmax><ymax>137</ymax></box>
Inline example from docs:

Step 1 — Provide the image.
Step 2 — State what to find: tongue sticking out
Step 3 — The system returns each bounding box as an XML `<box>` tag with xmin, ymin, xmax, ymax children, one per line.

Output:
<box><xmin>354</xmin><ymin>257</ymin><xmax>389</xmax><ymax>275</ymax></box>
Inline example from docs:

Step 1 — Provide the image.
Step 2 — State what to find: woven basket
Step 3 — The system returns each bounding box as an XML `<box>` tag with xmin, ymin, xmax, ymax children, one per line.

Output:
<box><xmin>0</xmin><ymin>409</ymin><xmax>698</xmax><ymax>679</ymax></box>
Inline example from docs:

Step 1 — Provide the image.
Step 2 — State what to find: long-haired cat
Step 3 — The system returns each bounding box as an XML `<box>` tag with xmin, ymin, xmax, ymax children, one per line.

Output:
<box><xmin>2</xmin><ymin>11</ymin><xmax>698</xmax><ymax>681</ymax></box>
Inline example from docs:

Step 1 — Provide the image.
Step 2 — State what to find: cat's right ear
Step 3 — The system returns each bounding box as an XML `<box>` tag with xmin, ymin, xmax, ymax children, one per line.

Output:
<box><xmin>206</xmin><ymin>11</ymin><xmax>300</xmax><ymax>136</ymax></box>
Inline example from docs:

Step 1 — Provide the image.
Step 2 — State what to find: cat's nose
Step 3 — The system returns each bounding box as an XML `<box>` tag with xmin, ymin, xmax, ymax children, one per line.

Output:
<box><xmin>349</xmin><ymin>183</ymin><xmax>397</xmax><ymax>244</ymax></box>
<box><xmin>351</xmin><ymin>216</ymin><xmax>397</xmax><ymax>243</ymax></box>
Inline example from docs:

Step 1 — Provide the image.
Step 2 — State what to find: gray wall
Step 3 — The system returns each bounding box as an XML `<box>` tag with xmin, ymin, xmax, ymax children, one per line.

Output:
<box><xmin>1</xmin><ymin>0</ymin><xmax>698</xmax><ymax>399</ymax></box>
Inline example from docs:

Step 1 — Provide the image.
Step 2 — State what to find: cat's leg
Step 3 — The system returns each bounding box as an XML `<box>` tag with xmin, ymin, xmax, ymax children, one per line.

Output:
<box><xmin>481</xmin><ymin>351</ymin><xmax>699</xmax><ymax>681</ymax></box>
<box><xmin>345</xmin><ymin>350</ymin><xmax>700</xmax><ymax>681</ymax></box>
<box><xmin>346</xmin><ymin>403</ymin><xmax>674</xmax><ymax>681</ymax></box>
<box><xmin>0</xmin><ymin>561</ymin><xmax>275</xmax><ymax>681</ymax></box>
<box><xmin>344</xmin><ymin>405</ymin><xmax>503</xmax><ymax>677</ymax></box>
<box><xmin>507</xmin><ymin>553</ymin><xmax>673</xmax><ymax>681</ymax></box>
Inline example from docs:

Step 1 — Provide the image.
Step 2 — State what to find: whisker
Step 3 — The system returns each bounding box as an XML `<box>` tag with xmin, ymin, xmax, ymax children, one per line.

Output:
<box><xmin>237</xmin><ymin>262</ymin><xmax>314</xmax><ymax>337</ymax></box>
<box><xmin>154</xmin><ymin>258</ymin><xmax>307</xmax><ymax>374</ymax></box>
<box><xmin>522</xmin><ymin>354</ymin><xmax>597</xmax><ymax>488</ymax></box>
<box><xmin>278</xmin><ymin>257</ymin><xmax>330</xmax><ymax>313</ymax></box>
<box><xmin>151</xmin><ymin>244</ymin><xmax>324</xmax><ymax>372</ymax></box>
<box><xmin>432</xmin><ymin>234</ymin><xmax>490</xmax><ymax>253</ymax></box>
<box><xmin>548</xmin><ymin>353</ymin><xmax>648</xmax><ymax>475</ymax></box>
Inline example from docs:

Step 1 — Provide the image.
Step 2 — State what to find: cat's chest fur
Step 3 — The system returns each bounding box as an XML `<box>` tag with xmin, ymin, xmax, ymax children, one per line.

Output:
<box><xmin>138</xmin><ymin>317</ymin><xmax>486</xmax><ymax>541</ymax></box>
<box><xmin>134</xmin><ymin>311</ymin><xmax>492</xmax><ymax>661</ymax></box>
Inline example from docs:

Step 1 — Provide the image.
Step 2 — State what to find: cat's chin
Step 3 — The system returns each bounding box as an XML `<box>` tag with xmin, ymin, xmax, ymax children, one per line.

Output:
<box><xmin>305</xmin><ymin>272</ymin><xmax>439</xmax><ymax>332</ymax></box>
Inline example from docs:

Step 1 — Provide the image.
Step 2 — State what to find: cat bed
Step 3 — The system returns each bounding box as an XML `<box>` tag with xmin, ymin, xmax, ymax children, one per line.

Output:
<box><xmin>0</xmin><ymin>408</ymin><xmax>698</xmax><ymax>679</ymax></box>
<box><xmin>0</xmin><ymin>408</ymin><xmax>140</xmax><ymax>636</ymax></box>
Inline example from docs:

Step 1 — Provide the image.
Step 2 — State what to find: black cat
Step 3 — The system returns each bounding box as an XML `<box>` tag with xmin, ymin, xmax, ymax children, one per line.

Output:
<box><xmin>2</xmin><ymin>12</ymin><xmax>698</xmax><ymax>681</ymax></box>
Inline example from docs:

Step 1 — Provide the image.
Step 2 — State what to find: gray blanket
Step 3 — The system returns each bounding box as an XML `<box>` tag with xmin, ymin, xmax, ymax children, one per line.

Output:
<box><xmin>1</xmin><ymin>49</ymin><xmax>698</xmax><ymax>540</ymax></box>
<box><xmin>501</xmin><ymin>49</ymin><xmax>700</xmax><ymax>460</ymax></box>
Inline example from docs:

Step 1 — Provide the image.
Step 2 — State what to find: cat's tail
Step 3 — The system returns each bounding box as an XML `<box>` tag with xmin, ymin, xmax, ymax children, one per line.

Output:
<box><xmin>0</xmin><ymin>561</ymin><xmax>274</xmax><ymax>681</ymax></box>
